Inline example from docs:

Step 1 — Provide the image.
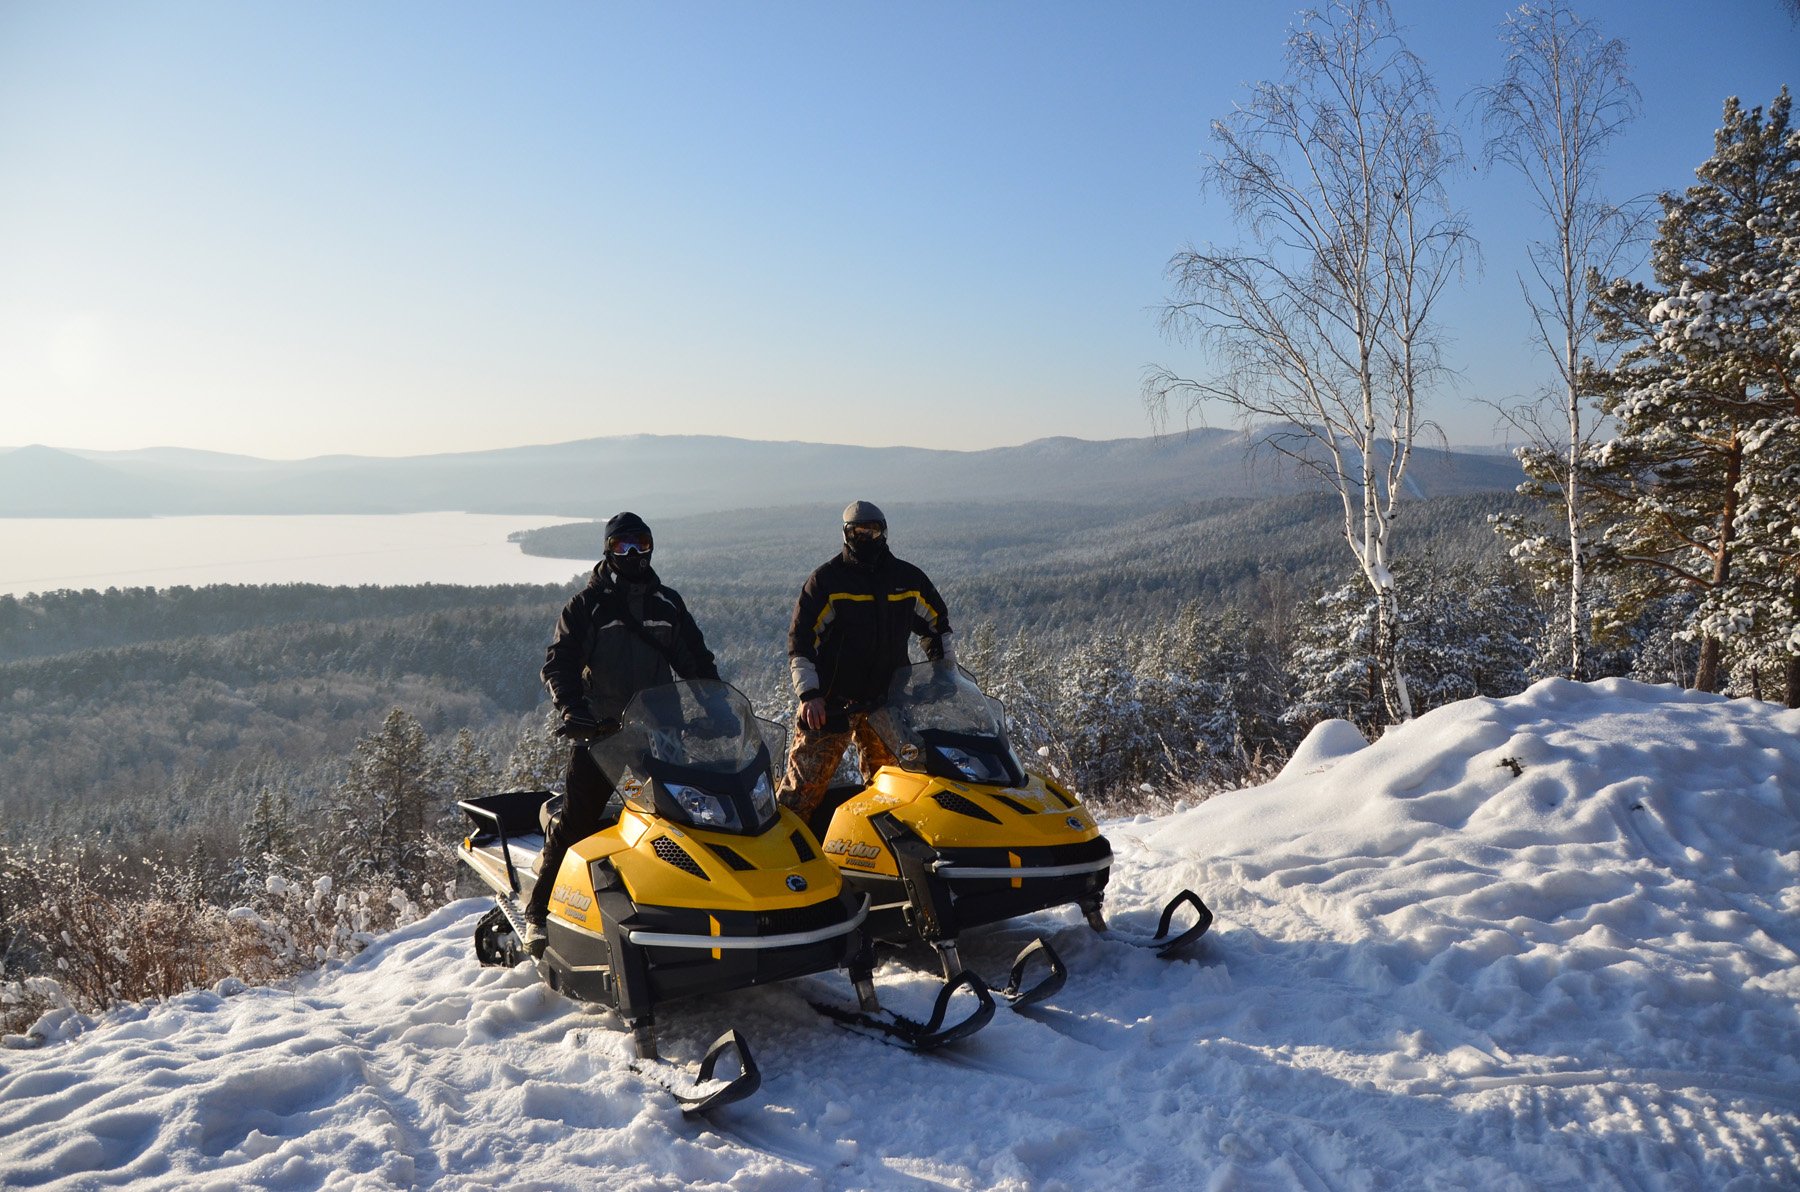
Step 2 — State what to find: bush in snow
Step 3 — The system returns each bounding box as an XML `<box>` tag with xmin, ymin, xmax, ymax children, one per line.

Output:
<box><xmin>0</xmin><ymin>838</ymin><xmax>454</xmax><ymax>1040</ymax></box>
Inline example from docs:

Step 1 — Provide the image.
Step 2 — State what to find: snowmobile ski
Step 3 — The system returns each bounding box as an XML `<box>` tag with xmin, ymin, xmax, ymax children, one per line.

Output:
<box><xmin>1088</xmin><ymin>888</ymin><xmax>1213</xmax><ymax>958</ymax></box>
<box><xmin>808</xmin><ymin>969</ymin><xmax>996</xmax><ymax>1051</ymax></box>
<box><xmin>995</xmin><ymin>936</ymin><xmax>1067</xmax><ymax>1007</ymax></box>
<box><xmin>628</xmin><ymin>1029</ymin><xmax>761</xmax><ymax>1116</ymax></box>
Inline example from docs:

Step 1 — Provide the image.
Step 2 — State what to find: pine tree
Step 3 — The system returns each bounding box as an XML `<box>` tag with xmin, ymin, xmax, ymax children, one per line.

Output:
<box><xmin>502</xmin><ymin>708</ymin><xmax>565</xmax><ymax>791</ymax></box>
<box><xmin>241</xmin><ymin>788</ymin><xmax>295</xmax><ymax>869</ymax></box>
<box><xmin>1134</xmin><ymin>604</ymin><xmax>1290</xmax><ymax>787</ymax></box>
<box><xmin>325</xmin><ymin>707</ymin><xmax>446</xmax><ymax>882</ymax></box>
<box><xmin>438</xmin><ymin>728</ymin><xmax>500</xmax><ymax>807</ymax></box>
<box><xmin>1288</xmin><ymin>560</ymin><xmax>1537</xmax><ymax>731</ymax></box>
<box><xmin>1055</xmin><ymin>632</ymin><xmax>1153</xmax><ymax>797</ymax></box>
<box><xmin>1585</xmin><ymin>89</ymin><xmax>1800</xmax><ymax>700</ymax></box>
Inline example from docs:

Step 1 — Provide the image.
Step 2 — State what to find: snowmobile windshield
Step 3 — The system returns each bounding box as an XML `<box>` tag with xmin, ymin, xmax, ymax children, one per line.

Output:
<box><xmin>874</xmin><ymin>662</ymin><xmax>1026</xmax><ymax>788</ymax></box>
<box><xmin>590</xmin><ymin>680</ymin><xmax>781</xmax><ymax>835</ymax></box>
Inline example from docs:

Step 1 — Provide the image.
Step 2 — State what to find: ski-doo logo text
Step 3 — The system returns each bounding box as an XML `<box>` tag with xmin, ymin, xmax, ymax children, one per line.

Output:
<box><xmin>823</xmin><ymin>838</ymin><xmax>882</xmax><ymax>861</ymax></box>
<box><xmin>551</xmin><ymin>884</ymin><xmax>592</xmax><ymax>912</ymax></box>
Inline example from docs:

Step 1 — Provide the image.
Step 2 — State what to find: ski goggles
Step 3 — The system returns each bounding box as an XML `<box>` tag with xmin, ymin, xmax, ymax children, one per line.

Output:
<box><xmin>607</xmin><ymin>536</ymin><xmax>653</xmax><ymax>555</ymax></box>
<box><xmin>844</xmin><ymin>523</ymin><xmax>886</xmax><ymax>542</ymax></box>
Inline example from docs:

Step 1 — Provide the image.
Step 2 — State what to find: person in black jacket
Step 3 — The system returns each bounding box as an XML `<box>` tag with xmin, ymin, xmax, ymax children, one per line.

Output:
<box><xmin>780</xmin><ymin>500</ymin><xmax>954</xmax><ymax>821</ymax></box>
<box><xmin>526</xmin><ymin>511</ymin><xmax>718</xmax><ymax>956</ymax></box>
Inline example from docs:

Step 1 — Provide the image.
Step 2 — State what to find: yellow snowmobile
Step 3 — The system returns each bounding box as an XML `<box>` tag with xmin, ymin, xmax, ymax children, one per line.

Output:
<box><xmin>457</xmin><ymin>679</ymin><xmax>991</xmax><ymax>1114</ymax></box>
<box><xmin>812</xmin><ymin>662</ymin><xmax>1212</xmax><ymax>1006</ymax></box>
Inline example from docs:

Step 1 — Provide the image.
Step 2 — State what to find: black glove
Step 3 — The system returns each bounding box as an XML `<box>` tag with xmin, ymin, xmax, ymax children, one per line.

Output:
<box><xmin>919</xmin><ymin>675</ymin><xmax>958</xmax><ymax>702</ymax></box>
<box><xmin>555</xmin><ymin>709</ymin><xmax>603</xmax><ymax>741</ymax></box>
<box><xmin>692</xmin><ymin>700</ymin><xmax>739</xmax><ymax>739</ymax></box>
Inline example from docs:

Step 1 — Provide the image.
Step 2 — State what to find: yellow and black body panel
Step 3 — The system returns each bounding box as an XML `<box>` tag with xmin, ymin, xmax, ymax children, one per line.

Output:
<box><xmin>818</xmin><ymin>766</ymin><xmax>1112</xmax><ymax>945</ymax></box>
<box><xmin>458</xmin><ymin>790</ymin><xmax>864</xmax><ymax>1020</ymax></box>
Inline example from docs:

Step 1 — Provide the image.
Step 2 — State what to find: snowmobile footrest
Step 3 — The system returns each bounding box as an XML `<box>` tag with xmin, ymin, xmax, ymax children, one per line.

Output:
<box><xmin>999</xmin><ymin>937</ymin><xmax>1067</xmax><ymax>1007</ymax></box>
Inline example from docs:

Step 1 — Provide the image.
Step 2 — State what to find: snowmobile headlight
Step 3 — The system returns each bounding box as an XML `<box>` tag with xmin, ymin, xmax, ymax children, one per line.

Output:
<box><xmin>665</xmin><ymin>783</ymin><xmax>742</xmax><ymax>831</ymax></box>
<box><xmin>749</xmin><ymin>772</ymin><xmax>777</xmax><ymax>824</ymax></box>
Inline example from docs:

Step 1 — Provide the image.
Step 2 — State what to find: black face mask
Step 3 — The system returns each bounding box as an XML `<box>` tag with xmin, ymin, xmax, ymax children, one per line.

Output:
<box><xmin>844</xmin><ymin>533</ymin><xmax>889</xmax><ymax>565</ymax></box>
<box><xmin>609</xmin><ymin>552</ymin><xmax>653</xmax><ymax>581</ymax></box>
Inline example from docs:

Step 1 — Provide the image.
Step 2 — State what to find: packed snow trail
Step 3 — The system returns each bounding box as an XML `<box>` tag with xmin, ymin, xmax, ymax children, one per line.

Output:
<box><xmin>3</xmin><ymin>678</ymin><xmax>1797</xmax><ymax>1188</ymax></box>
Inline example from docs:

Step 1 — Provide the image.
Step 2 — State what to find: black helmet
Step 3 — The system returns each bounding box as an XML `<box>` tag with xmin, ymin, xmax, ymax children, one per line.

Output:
<box><xmin>604</xmin><ymin>511</ymin><xmax>653</xmax><ymax>555</ymax></box>
<box><xmin>603</xmin><ymin>511</ymin><xmax>653</xmax><ymax>578</ymax></box>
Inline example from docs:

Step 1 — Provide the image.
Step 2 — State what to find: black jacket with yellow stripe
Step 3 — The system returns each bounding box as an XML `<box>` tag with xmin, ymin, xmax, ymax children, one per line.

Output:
<box><xmin>787</xmin><ymin>544</ymin><xmax>953</xmax><ymax>708</ymax></box>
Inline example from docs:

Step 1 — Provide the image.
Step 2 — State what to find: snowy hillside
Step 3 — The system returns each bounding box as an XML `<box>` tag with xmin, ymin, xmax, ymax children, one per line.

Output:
<box><xmin>3</xmin><ymin>679</ymin><xmax>1797</xmax><ymax>1189</ymax></box>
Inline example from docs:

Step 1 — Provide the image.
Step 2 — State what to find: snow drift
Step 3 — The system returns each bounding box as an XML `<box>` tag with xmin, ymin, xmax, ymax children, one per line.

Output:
<box><xmin>3</xmin><ymin>678</ymin><xmax>1797</xmax><ymax>1189</ymax></box>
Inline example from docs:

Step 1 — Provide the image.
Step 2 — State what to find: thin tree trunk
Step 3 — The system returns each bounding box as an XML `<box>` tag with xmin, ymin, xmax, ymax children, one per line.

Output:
<box><xmin>1694</xmin><ymin>438</ymin><xmax>1744</xmax><ymax>694</ymax></box>
<box><xmin>1788</xmin><ymin>572</ymin><xmax>1800</xmax><ymax>708</ymax></box>
<box><xmin>1566</xmin><ymin>450</ymin><xmax>1584</xmax><ymax>680</ymax></box>
<box><xmin>1696</xmin><ymin>635</ymin><xmax>1724</xmax><ymax>694</ymax></box>
<box><xmin>1565</xmin><ymin>321</ymin><xmax>1585</xmax><ymax>681</ymax></box>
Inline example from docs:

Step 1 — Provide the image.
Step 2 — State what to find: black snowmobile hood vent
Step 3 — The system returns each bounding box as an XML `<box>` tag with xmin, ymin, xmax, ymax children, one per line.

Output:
<box><xmin>705</xmin><ymin>843</ymin><xmax>755</xmax><ymax>872</ymax></box>
<box><xmin>755</xmin><ymin>898</ymin><xmax>846</xmax><ymax>934</ymax></box>
<box><xmin>932</xmin><ymin>791</ymin><xmax>1002</xmax><ymax>824</ymax></box>
<box><xmin>653</xmin><ymin>836</ymin><xmax>709</xmax><ymax>880</ymax></box>
<box><xmin>790</xmin><ymin>830</ymin><xmax>816</xmax><ymax>862</ymax></box>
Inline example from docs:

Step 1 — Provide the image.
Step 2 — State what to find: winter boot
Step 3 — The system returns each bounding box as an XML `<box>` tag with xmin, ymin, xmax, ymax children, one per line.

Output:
<box><xmin>522</xmin><ymin>915</ymin><xmax>548</xmax><ymax>961</ymax></box>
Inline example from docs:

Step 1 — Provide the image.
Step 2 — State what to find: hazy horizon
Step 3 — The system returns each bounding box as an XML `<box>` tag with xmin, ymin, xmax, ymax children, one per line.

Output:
<box><xmin>0</xmin><ymin>425</ymin><xmax>1523</xmax><ymax>465</ymax></box>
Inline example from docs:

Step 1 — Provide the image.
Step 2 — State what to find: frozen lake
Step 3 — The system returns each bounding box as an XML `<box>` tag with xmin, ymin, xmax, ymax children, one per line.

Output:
<box><xmin>0</xmin><ymin>513</ymin><xmax>591</xmax><ymax>599</ymax></box>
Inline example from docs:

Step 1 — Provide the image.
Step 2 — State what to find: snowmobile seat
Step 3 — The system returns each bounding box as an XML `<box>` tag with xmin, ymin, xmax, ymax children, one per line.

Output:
<box><xmin>808</xmin><ymin>782</ymin><xmax>867</xmax><ymax>841</ymax></box>
<box><xmin>458</xmin><ymin>790</ymin><xmax>555</xmax><ymax>842</ymax></box>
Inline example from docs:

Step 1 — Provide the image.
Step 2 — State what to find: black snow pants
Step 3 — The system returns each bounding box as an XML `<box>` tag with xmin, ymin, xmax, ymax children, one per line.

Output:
<box><xmin>525</xmin><ymin>746</ymin><xmax>617</xmax><ymax>921</ymax></box>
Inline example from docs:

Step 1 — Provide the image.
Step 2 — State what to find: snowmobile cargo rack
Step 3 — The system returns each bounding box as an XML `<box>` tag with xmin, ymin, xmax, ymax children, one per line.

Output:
<box><xmin>458</xmin><ymin>790</ymin><xmax>553</xmax><ymax>896</ymax></box>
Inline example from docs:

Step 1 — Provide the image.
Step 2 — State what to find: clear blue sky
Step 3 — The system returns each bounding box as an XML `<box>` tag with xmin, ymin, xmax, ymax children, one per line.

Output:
<box><xmin>1</xmin><ymin>1</ymin><xmax>1793</xmax><ymax>458</ymax></box>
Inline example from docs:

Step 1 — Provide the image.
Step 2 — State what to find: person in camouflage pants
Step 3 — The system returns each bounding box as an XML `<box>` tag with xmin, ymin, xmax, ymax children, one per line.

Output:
<box><xmin>781</xmin><ymin>713</ymin><xmax>898</xmax><ymax>822</ymax></box>
<box><xmin>781</xmin><ymin>500</ymin><xmax>954</xmax><ymax>822</ymax></box>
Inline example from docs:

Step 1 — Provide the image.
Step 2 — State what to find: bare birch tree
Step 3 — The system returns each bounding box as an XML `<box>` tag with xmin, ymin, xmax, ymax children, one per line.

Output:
<box><xmin>1145</xmin><ymin>0</ymin><xmax>1470</xmax><ymax>725</ymax></box>
<box><xmin>1477</xmin><ymin>1</ymin><xmax>1640</xmax><ymax>680</ymax></box>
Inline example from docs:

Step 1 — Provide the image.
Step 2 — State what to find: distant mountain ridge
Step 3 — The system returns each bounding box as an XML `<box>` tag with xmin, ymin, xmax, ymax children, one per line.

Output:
<box><xmin>0</xmin><ymin>432</ymin><xmax>1523</xmax><ymax>518</ymax></box>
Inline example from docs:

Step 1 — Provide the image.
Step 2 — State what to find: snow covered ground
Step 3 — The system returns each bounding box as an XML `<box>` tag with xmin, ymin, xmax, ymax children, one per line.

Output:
<box><xmin>3</xmin><ymin>678</ymin><xmax>1797</xmax><ymax>1189</ymax></box>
